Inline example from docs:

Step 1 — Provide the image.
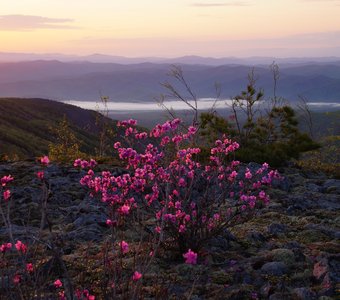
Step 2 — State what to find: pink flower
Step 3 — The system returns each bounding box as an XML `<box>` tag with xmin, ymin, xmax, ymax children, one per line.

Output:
<box><xmin>40</xmin><ymin>156</ymin><xmax>50</xmax><ymax>165</ymax></box>
<box><xmin>1</xmin><ymin>175</ymin><xmax>14</xmax><ymax>186</ymax></box>
<box><xmin>128</xmin><ymin>119</ymin><xmax>137</xmax><ymax>126</ymax></box>
<box><xmin>183</xmin><ymin>249</ymin><xmax>197</xmax><ymax>265</ymax></box>
<box><xmin>178</xmin><ymin>224</ymin><xmax>186</xmax><ymax>233</ymax></box>
<box><xmin>245</xmin><ymin>169</ymin><xmax>252</xmax><ymax>179</ymax></box>
<box><xmin>36</xmin><ymin>171</ymin><xmax>44</xmax><ymax>180</ymax></box>
<box><xmin>132</xmin><ymin>271</ymin><xmax>142</xmax><ymax>281</ymax></box>
<box><xmin>26</xmin><ymin>263</ymin><xmax>34</xmax><ymax>273</ymax></box>
<box><xmin>73</xmin><ymin>158</ymin><xmax>82</xmax><ymax>167</ymax></box>
<box><xmin>119</xmin><ymin>240</ymin><xmax>129</xmax><ymax>254</ymax></box>
<box><xmin>119</xmin><ymin>204</ymin><xmax>130</xmax><ymax>215</ymax></box>
<box><xmin>188</xmin><ymin>126</ymin><xmax>197</xmax><ymax>135</ymax></box>
<box><xmin>89</xmin><ymin>159</ymin><xmax>97</xmax><ymax>168</ymax></box>
<box><xmin>258</xmin><ymin>190</ymin><xmax>265</xmax><ymax>198</ymax></box>
<box><xmin>3</xmin><ymin>189</ymin><xmax>10</xmax><ymax>201</ymax></box>
<box><xmin>13</xmin><ymin>274</ymin><xmax>21</xmax><ymax>284</ymax></box>
<box><xmin>54</xmin><ymin>279</ymin><xmax>63</xmax><ymax>288</ymax></box>
<box><xmin>228</xmin><ymin>171</ymin><xmax>238</xmax><ymax>181</ymax></box>
<box><xmin>58</xmin><ymin>291</ymin><xmax>65</xmax><ymax>300</ymax></box>
<box><xmin>0</xmin><ymin>242</ymin><xmax>12</xmax><ymax>253</ymax></box>
<box><xmin>172</xmin><ymin>189</ymin><xmax>179</xmax><ymax>197</ymax></box>
<box><xmin>15</xmin><ymin>240</ymin><xmax>27</xmax><ymax>253</ymax></box>
<box><xmin>187</xmin><ymin>170</ymin><xmax>194</xmax><ymax>179</ymax></box>
<box><xmin>213</xmin><ymin>213</ymin><xmax>220</xmax><ymax>221</ymax></box>
<box><xmin>178</xmin><ymin>178</ymin><xmax>186</xmax><ymax>187</ymax></box>
<box><xmin>106</xmin><ymin>219</ymin><xmax>117</xmax><ymax>227</ymax></box>
<box><xmin>81</xmin><ymin>160</ymin><xmax>89</xmax><ymax>169</ymax></box>
<box><xmin>114</xmin><ymin>141</ymin><xmax>121</xmax><ymax>149</ymax></box>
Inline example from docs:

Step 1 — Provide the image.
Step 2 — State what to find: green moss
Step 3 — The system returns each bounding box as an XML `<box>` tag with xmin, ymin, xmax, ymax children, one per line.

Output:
<box><xmin>270</xmin><ymin>249</ymin><xmax>295</xmax><ymax>266</ymax></box>
<box><xmin>210</xmin><ymin>270</ymin><xmax>233</xmax><ymax>284</ymax></box>
<box><xmin>296</xmin><ymin>230</ymin><xmax>331</xmax><ymax>244</ymax></box>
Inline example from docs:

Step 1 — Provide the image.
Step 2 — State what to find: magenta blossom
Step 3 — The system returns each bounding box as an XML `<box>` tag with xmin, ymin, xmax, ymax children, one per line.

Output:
<box><xmin>40</xmin><ymin>156</ymin><xmax>50</xmax><ymax>165</ymax></box>
<box><xmin>26</xmin><ymin>263</ymin><xmax>34</xmax><ymax>273</ymax></box>
<box><xmin>183</xmin><ymin>249</ymin><xmax>197</xmax><ymax>265</ymax></box>
<box><xmin>1</xmin><ymin>175</ymin><xmax>14</xmax><ymax>186</ymax></box>
<box><xmin>3</xmin><ymin>189</ymin><xmax>10</xmax><ymax>201</ymax></box>
<box><xmin>36</xmin><ymin>171</ymin><xmax>44</xmax><ymax>180</ymax></box>
<box><xmin>54</xmin><ymin>279</ymin><xmax>63</xmax><ymax>288</ymax></box>
<box><xmin>0</xmin><ymin>242</ymin><xmax>12</xmax><ymax>253</ymax></box>
<box><xmin>119</xmin><ymin>204</ymin><xmax>131</xmax><ymax>215</ymax></box>
<box><xmin>15</xmin><ymin>240</ymin><xmax>27</xmax><ymax>253</ymax></box>
<box><xmin>13</xmin><ymin>274</ymin><xmax>21</xmax><ymax>284</ymax></box>
<box><xmin>132</xmin><ymin>271</ymin><xmax>142</xmax><ymax>281</ymax></box>
<box><xmin>119</xmin><ymin>240</ymin><xmax>129</xmax><ymax>254</ymax></box>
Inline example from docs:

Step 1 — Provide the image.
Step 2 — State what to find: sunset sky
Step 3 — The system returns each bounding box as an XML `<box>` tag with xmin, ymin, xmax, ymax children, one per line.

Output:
<box><xmin>1</xmin><ymin>0</ymin><xmax>340</xmax><ymax>57</ymax></box>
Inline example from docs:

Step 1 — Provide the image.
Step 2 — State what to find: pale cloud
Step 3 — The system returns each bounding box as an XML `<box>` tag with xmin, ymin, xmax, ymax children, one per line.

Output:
<box><xmin>0</xmin><ymin>15</ymin><xmax>76</xmax><ymax>31</ymax></box>
<box><xmin>191</xmin><ymin>1</ymin><xmax>251</xmax><ymax>7</ymax></box>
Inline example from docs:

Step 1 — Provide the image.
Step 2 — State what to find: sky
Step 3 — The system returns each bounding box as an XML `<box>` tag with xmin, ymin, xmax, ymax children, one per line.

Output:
<box><xmin>0</xmin><ymin>0</ymin><xmax>340</xmax><ymax>57</ymax></box>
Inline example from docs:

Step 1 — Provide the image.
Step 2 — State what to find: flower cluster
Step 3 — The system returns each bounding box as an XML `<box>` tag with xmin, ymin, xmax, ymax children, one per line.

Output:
<box><xmin>1</xmin><ymin>175</ymin><xmax>14</xmax><ymax>202</ymax></box>
<box><xmin>0</xmin><ymin>240</ymin><xmax>34</xmax><ymax>286</ymax></box>
<box><xmin>78</xmin><ymin>118</ymin><xmax>280</xmax><ymax>259</ymax></box>
<box><xmin>1</xmin><ymin>175</ymin><xmax>14</xmax><ymax>186</ymax></box>
<box><xmin>0</xmin><ymin>240</ymin><xmax>28</xmax><ymax>254</ymax></box>
<box><xmin>55</xmin><ymin>280</ymin><xmax>95</xmax><ymax>300</ymax></box>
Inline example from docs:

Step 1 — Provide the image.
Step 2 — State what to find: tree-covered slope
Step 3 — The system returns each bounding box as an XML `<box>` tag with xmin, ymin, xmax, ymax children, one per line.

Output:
<box><xmin>0</xmin><ymin>98</ymin><xmax>113</xmax><ymax>158</ymax></box>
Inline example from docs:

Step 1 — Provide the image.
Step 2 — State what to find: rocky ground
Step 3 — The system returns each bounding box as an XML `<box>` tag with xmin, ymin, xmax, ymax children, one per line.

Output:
<box><xmin>0</xmin><ymin>161</ymin><xmax>339</xmax><ymax>299</ymax></box>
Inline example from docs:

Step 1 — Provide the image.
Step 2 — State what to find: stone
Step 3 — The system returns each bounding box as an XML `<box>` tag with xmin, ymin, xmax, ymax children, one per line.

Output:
<box><xmin>261</xmin><ymin>262</ymin><xmax>289</xmax><ymax>276</ymax></box>
<box><xmin>73</xmin><ymin>212</ymin><xmax>107</xmax><ymax>228</ymax></box>
<box><xmin>268</xmin><ymin>293</ymin><xmax>292</xmax><ymax>300</ymax></box>
<box><xmin>267</xmin><ymin>223</ymin><xmax>288</xmax><ymax>236</ymax></box>
<box><xmin>306</xmin><ymin>182</ymin><xmax>322</xmax><ymax>193</ymax></box>
<box><xmin>270</xmin><ymin>248</ymin><xmax>295</xmax><ymax>266</ymax></box>
<box><xmin>293</xmin><ymin>287</ymin><xmax>317</xmax><ymax>300</ymax></box>
<box><xmin>322</xmin><ymin>179</ymin><xmax>340</xmax><ymax>194</ymax></box>
<box><xmin>247</xmin><ymin>231</ymin><xmax>266</xmax><ymax>245</ymax></box>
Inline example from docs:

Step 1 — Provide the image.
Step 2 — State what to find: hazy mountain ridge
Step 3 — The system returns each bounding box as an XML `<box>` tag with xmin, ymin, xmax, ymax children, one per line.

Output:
<box><xmin>1</xmin><ymin>51</ymin><xmax>340</xmax><ymax>65</ymax></box>
<box><xmin>0</xmin><ymin>60</ymin><xmax>340</xmax><ymax>102</ymax></box>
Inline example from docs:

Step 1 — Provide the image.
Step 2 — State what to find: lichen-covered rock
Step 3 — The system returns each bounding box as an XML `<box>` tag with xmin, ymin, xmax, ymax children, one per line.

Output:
<box><xmin>322</xmin><ymin>179</ymin><xmax>340</xmax><ymax>194</ymax></box>
<box><xmin>292</xmin><ymin>287</ymin><xmax>317</xmax><ymax>300</ymax></box>
<box><xmin>261</xmin><ymin>261</ymin><xmax>289</xmax><ymax>276</ymax></box>
<box><xmin>270</xmin><ymin>248</ymin><xmax>295</xmax><ymax>266</ymax></box>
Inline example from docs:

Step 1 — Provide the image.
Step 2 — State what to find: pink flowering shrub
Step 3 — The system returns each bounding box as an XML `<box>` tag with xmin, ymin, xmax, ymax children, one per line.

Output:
<box><xmin>0</xmin><ymin>118</ymin><xmax>281</xmax><ymax>299</ymax></box>
<box><xmin>78</xmin><ymin>118</ymin><xmax>280</xmax><ymax>254</ymax></box>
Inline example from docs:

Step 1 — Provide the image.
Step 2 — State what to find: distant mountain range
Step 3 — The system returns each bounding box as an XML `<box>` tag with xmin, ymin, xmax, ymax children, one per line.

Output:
<box><xmin>1</xmin><ymin>52</ymin><xmax>340</xmax><ymax>65</ymax></box>
<box><xmin>0</xmin><ymin>56</ymin><xmax>340</xmax><ymax>102</ymax></box>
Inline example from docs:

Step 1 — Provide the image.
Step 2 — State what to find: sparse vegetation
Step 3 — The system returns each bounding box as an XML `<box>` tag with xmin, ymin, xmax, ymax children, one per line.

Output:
<box><xmin>160</xmin><ymin>65</ymin><xmax>320</xmax><ymax>167</ymax></box>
